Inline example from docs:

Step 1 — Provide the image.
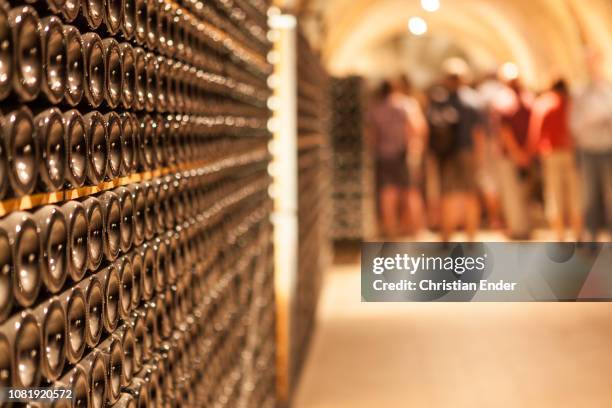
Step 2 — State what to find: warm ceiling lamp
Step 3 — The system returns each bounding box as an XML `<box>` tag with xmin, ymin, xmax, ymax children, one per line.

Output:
<box><xmin>421</xmin><ymin>0</ymin><xmax>440</xmax><ymax>12</ymax></box>
<box><xmin>500</xmin><ymin>62</ymin><xmax>519</xmax><ymax>80</ymax></box>
<box><xmin>408</xmin><ymin>17</ymin><xmax>428</xmax><ymax>36</ymax></box>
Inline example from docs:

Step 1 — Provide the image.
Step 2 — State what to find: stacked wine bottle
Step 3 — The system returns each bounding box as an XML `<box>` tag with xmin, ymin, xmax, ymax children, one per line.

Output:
<box><xmin>0</xmin><ymin>0</ymin><xmax>276</xmax><ymax>407</ymax></box>
<box><xmin>329</xmin><ymin>76</ymin><xmax>376</xmax><ymax>241</ymax></box>
<box><xmin>292</xmin><ymin>29</ymin><xmax>331</xmax><ymax>390</ymax></box>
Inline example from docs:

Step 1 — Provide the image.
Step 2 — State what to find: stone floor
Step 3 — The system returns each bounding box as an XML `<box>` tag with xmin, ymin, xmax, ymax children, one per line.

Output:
<box><xmin>293</xmin><ymin>237</ymin><xmax>612</xmax><ymax>408</ymax></box>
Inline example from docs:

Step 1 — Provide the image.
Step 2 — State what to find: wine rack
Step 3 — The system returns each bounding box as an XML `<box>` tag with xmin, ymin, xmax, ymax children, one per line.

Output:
<box><xmin>0</xmin><ymin>0</ymin><xmax>277</xmax><ymax>406</ymax></box>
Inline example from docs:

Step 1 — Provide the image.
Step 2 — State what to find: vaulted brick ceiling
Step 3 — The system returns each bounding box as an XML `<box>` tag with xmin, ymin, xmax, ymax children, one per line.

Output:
<box><xmin>274</xmin><ymin>0</ymin><xmax>612</xmax><ymax>88</ymax></box>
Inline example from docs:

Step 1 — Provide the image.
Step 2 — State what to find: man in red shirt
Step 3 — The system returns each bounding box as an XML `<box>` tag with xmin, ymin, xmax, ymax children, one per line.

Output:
<box><xmin>528</xmin><ymin>80</ymin><xmax>583</xmax><ymax>241</ymax></box>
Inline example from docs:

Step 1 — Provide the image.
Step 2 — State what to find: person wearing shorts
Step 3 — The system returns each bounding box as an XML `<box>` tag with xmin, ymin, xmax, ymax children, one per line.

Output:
<box><xmin>529</xmin><ymin>79</ymin><xmax>582</xmax><ymax>241</ymax></box>
<box><xmin>427</xmin><ymin>58</ymin><xmax>485</xmax><ymax>241</ymax></box>
<box><xmin>367</xmin><ymin>81</ymin><xmax>412</xmax><ymax>237</ymax></box>
<box><xmin>570</xmin><ymin>49</ymin><xmax>612</xmax><ymax>240</ymax></box>
<box><xmin>395</xmin><ymin>75</ymin><xmax>428</xmax><ymax>234</ymax></box>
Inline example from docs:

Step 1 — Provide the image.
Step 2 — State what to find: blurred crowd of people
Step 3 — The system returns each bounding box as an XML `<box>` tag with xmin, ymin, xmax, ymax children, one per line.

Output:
<box><xmin>367</xmin><ymin>51</ymin><xmax>612</xmax><ymax>242</ymax></box>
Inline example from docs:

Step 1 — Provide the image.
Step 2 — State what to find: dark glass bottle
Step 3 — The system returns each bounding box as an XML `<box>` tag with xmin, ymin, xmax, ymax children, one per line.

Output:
<box><xmin>142</xmin><ymin>300</ymin><xmax>158</xmax><ymax>352</ymax></box>
<box><xmin>0</xmin><ymin>115</ymin><xmax>7</xmax><ymax>200</ymax></box>
<box><xmin>157</xmin><ymin>2</ymin><xmax>172</xmax><ymax>57</ymax></box>
<box><xmin>139</xmin><ymin>243</ymin><xmax>155</xmax><ymax>301</ymax></box>
<box><xmin>82</xmin><ymin>32</ymin><xmax>105</xmax><ymax>108</ymax></box>
<box><xmin>77</xmin><ymin>349</ymin><xmax>107</xmax><ymax>408</ymax></box>
<box><xmin>165</xmin><ymin>231</ymin><xmax>178</xmax><ymax>285</ymax></box>
<box><xmin>115</xmin><ymin>255</ymin><xmax>133</xmax><ymax>320</ymax></box>
<box><xmin>8</xmin><ymin>6</ymin><xmax>42</xmax><ymax>101</ymax></box>
<box><xmin>138</xmin><ymin>114</ymin><xmax>156</xmax><ymax>171</ymax></box>
<box><xmin>58</xmin><ymin>286</ymin><xmax>86</xmax><ymax>364</ymax></box>
<box><xmin>83</xmin><ymin>111</ymin><xmax>108</xmax><ymax>185</ymax></box>
<box><xmin>61</xmin><ymin>0</ymin><xmax>81</xmax><ymax>22</ymax></box>
<box><xmin>0</xmin><ymin>5</ymin><xmax>11</xmax><ymax>101</ymax></box>
<box><xmin>129</xmin><ymin>311</ymin><xmax>145</xmax><ymax>372</ymax></box>
<box><xmin>4</xmin><ymin>107</ymin><xmax>39</xmax><ymax>197</ymax></box>
<box><xmin>171</xmin><ymin>61</ymin><xmax>185</xmax><ymax>114</ymax></box>
<box><xmin>168</xmin><ymin>113</ymin><xmax>183</xmax><ymax>164</ymax></box>
<box><xmin>57</xmin><ymin>365</ymin><xmax>89</xmax><ymax>407</ymax></box>
<box><xmin>142</xmin><ymin>363</ymin><xmax>162</xmax><ymax>407</ymax></box>
<box><xmin>33</xmin><ymin>297</ymin><xmax>66</xmax><ymax>381</ymax></box>
<box><xmin>142</xmin><ymin>181</ymin><xmax>156</xmax><ymax>240</ymax></box>
<box><xmin>35</xmin><ymin>108</ymin><xmax>66</xmax><ymax>192</ymax></box>
<box><xmin>60</xmin><ymin>200</ymin><xmax>88</xmax><ymax>282</ymax></box>
<box><xmin>133</xmin><ymin>46</ymin><xmax>145</xmax><ymax>111</ymax></box>
<box><xmin>102</xmin><ymin>37</ymin><xmax>123</xmax><ymax>108</ymax></box>
<box><xmin>141</xmin><ymin>301</ymin><xmax>156</xmax><ymax>360</ymax></box>
<box><xmin>39</xmin><ymin>16</ymin><xmax>66</xmax><ymax>104</ymax></box>
<box><xmin>104</xmin><ymin>111</ymin><xmax>123</xmax><ymax>179</ymax></box>
<box><xmin>145</xmin><ymin>0</ymin><xmax>158</xmax><ymax>49</ymax></box>
<box><xmin>82</xmin><ymin>196</ymin><xmax>104</xmax><ymax>271</ymax></box>
<box><xmin>121</xmin><ymin>0</ymin><xmax>136</xmax><ymax>40</ymax></box>
<box><xmin>173</xmin><ymin>12</ymin><xmax>186</xmax><ymax>62</ymax></box>
<box><xmin>81</xmin><ymin>0</ymin><xmax>104</xmax><ymax>30</ymax></box>
<box><xmin>0</xmin><ymin>318</ymin><xmax>8</xmax><ymax>387</ymax></box>
<box><xmin>63</xmin><ymin>25</ymin><xmax>84</xmax><ymax>106</ymax></box>
<box><xmin>96</xmin><ymin>335</ymin><xmax>123</xmax><ymax>404</ymax></box>
<box><xmin>154</xmin><ymin>114</ymin><xmax>167</xmax><ymax>167</ymax></box>
<box><xmin>0</xmin><ymin>223</ymin><xmax>12</xmax><ymax>323</ymax></box>
<box><xmin>63</xmin><ymin>109</ymin><xmax>87</xmax><ymax>188</ymax></box>
<box><xmin>98</xmin><ymin>190</ymin><xmax>121</xmax><ymax>261</ymax></box>
<box><xmin>153</xmin><ymin>237</ymin><xmax>167</xmax><ymax>293</ymax></box>
<box><xmin>104</xmin><ymin>0</ymin><xmax>123</xmax><ymax>35</ymax></box>
<box><xmin>119</xmin><ymin>112</ymin><xmax>136</xmax><ymax>176</ymax></box>
<box><xmin>161</xmin><ymin>176</ymin><xmax>175</xmax><ymax>229</ymax></box>
<box><xmin>130</xmin><ymin>250</ymin><xmax>143</xmax><ymax>308</ymax></box>
<box><xmin>168</xmin><ymin>174</ymin><xmax>183</xmax><ymax>224</ymax></box>
<box><xmin>134</xmin><ymin>0</ymin><xmax>146</xmax><ymax>45</ymax></box>
<box><xmin>164</xmin><ymin>60</ymin><xmax>176</xmax><ymax>113</ymax></box>
<box><xmin>119</xmin><ymin>42</ymin><xmax>135</xmax><ymax>109</ymax></box>
<box><xmin>152</xmin><ymin>178</ymin><xmax>166</xmax><ymax>233</ymax></box>
<box><xmin>114</xmin><ymin>186</ymin><xmax>134</xmax><ymax>253</ymax></box>
<box><xmin>0</xmin><ymin>311</ymin><xmax>41</xmax><ymax>387</ymax></box>
<box><xmin>82</xmin><ymin>275</ymin><xmax>103</xmax><ymax>347</ymax></box>
<box><xmin>184</xmin><ymin>66</ymin><xmax>196</xmax><ymax>114</ymax></box>
<box><xmin>112</xmin><ymin>323</ymin><xmax>135</xmax><ymax>385</ymax></box>
<box><xmin>96</xmin><ymin>264</ymin><xmax>120</xmax><ymax>333</ymax></box>
<box><xmin>144</xmin><ymin>52</ymin><xmax>157</xmax><ymax>112</ymax></box>
<box><xmin>2</xmin><ymin>211</ymin><xmax>42</xmax><ymax>307</ymax></box>
<box><xmin>32</xmin><ymin>205</ymin><xmax>68</xmax><ymax>293</ymax></box>
<box><xmin>155</xmin><ymin>56</ymin><xmax>167</xmax><ymax>112</ymax></box>
<box><xmin>127</xmin><ymin>183</ymin><xmax>145</xmax><ymax>247</ymax></box>
<box><xmin>154</xmin><ymin>293</ymin><xmax>169</xmax><ymax>340</ymax></box>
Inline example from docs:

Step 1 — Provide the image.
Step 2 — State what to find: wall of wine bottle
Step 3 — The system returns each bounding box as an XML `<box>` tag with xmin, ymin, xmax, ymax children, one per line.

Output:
<box><xmin>329</xmin><ymin>76</ymin><xmax>375</xmax><ymax>241</ymax></box>
<box><xmin>0</xmin><ymin>0</ymin><xmax>277</xmax><ymax>407</ymax></box>
<box><xmin>293</xmin><ymin>29</ymin><xmax>331</xmax><ymax>388</ymax></box>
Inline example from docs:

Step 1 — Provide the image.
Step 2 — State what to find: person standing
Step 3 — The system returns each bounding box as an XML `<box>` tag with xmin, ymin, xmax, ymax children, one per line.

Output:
<box><xmin>395</xmin><ymin>75</ymin><xmax>428</xmax><ymax>234</ymax></box>
<box><xmin>529</xmin><ymin>79</ymin><xmax>582</xmax><ymax>241</ymax></box>
<box><xmin>496</xmin><ymin>77</ymin><xmax>533</xmax><ymax>239</ymax></box>
<box><xmin>476</xmin><ymin>73</ymin><xmax>505</xmax><ymax>230</ymax></box>
<box><xmin>570</xmin><ymin>50</ymin><xmax>612</xmax><ymax>240</ymax></box>
<box><xmin>426</xmin><ymin>58</ymin><xmax>485</xmax><ymax>241</ymax></box>
<box><xmin>367</xmin><ymin>81</ymin><xmax>412</xmax><ymax>238</ymax></box>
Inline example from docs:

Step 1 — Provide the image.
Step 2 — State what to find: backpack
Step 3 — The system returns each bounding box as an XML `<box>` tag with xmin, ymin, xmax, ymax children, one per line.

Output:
<box><xmin>427</xmin><ymin>101</ymin><xmax>461</xmax><ymax>158</ymax></box>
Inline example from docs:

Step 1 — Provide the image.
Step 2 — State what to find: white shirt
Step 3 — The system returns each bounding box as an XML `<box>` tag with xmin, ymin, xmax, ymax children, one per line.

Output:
<box><xmin>570</xmin><ymin>80</ymin><xmax>612</xmax><ymax>152</ymax></box>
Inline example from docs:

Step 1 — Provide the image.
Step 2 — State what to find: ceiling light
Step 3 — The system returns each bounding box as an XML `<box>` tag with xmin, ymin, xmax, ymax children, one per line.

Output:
<box><xmin>500</xmin><ymin>62</ymin><xmax>519</xmax><ymax>80</ymax></box>
<box><xmin>421</xmin><ymin>0</ymin><xmax>440</xmax><ymax>12</ymax></box>
<box><xmin>408</xmin><ymin>17</ymin><xmax>428</xmax><ymax>36</ymax></box>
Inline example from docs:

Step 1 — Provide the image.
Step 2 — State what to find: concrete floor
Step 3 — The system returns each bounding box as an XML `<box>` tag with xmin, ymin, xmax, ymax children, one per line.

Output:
<box><xmin>293</xmin><ymin>261</ymin><xmax>612</xmax><ymax>408</ymax></box>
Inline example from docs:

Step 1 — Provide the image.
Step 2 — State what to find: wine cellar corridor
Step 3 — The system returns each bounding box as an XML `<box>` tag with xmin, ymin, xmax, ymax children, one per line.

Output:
<box><xmin>1</xmin><ymin>0</ymin><xmax>612</xmax><ymax>407</ymax></box>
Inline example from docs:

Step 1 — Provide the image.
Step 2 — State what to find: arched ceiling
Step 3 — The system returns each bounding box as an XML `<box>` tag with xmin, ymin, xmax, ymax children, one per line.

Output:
<box><xmin>274</xmin><ymin>0</ymin><xmax>612</xmax><ymax>89</ymax></box>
